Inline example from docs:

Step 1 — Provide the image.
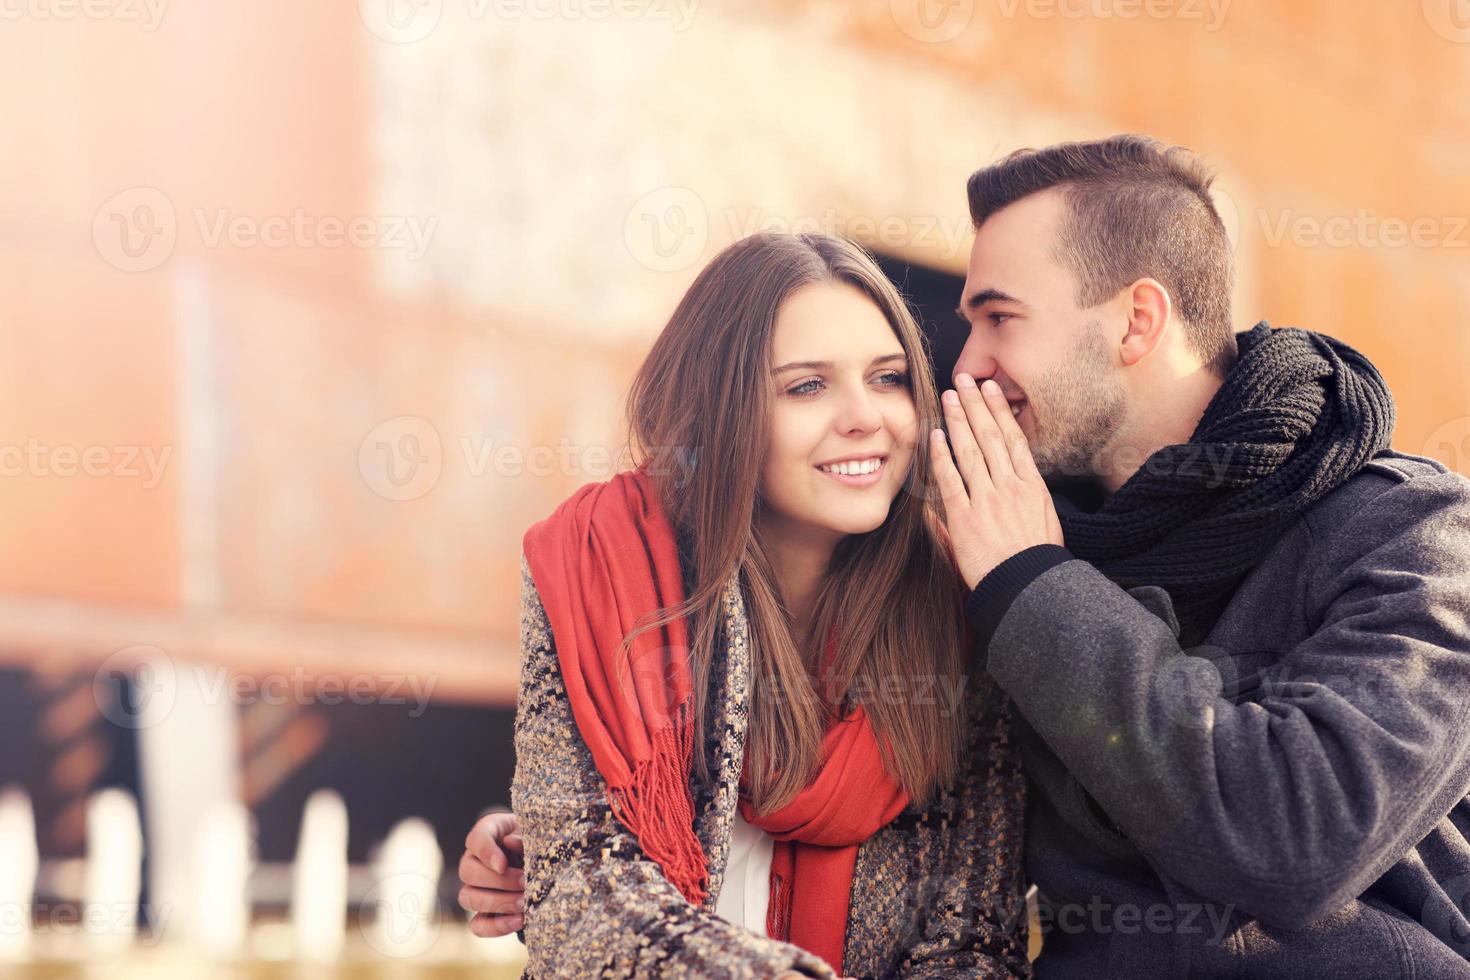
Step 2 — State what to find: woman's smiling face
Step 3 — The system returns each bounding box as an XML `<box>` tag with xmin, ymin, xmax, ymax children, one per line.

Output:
<box><xmin>759</xmin><ymin>280</ymin><xmax>920</xmax><ymax>546</ymax></box>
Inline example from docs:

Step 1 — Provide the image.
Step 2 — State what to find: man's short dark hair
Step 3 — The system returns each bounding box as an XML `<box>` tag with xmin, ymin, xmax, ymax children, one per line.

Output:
<box><xmin>967</xmin><ymin>134</ymin><xmax>1238</xmax><ymax>377</ymax></box>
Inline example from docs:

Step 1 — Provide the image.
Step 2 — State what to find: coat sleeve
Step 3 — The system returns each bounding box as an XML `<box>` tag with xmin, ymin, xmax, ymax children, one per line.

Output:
<box><xmin>970</xmin><ymin>470</ymin><xmax>1470</xmax><ymax>930</ymax></box>
<box><xmin>893</xmin><ymin>676</ymin><xmax>1033</xmax><ymax>978</ymax></box>
<box><xmin>510</xmin><ymin>557</ymin><xmax>838</xmax><ymax>979</ymax></box>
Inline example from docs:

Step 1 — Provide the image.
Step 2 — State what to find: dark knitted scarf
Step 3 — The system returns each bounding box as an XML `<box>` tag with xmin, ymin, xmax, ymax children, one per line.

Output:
<box><xmin>1055</xmin><ymin>321</ymin><xmax>1396</xmax><ymax>646</ymax></box>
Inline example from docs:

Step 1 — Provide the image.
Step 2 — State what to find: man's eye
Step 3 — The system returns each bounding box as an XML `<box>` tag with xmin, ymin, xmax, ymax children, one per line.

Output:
<box><xmin>989</xmin><ymin>312</ymin><xmax>1013</xmax><ymax>326</ymax></box>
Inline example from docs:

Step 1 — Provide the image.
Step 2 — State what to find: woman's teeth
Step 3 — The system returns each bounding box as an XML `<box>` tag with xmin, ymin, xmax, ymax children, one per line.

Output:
<box><xmin>818</xmin><ymin>457</ymin><xmax>884</xmax><ymax>476</ymax></box>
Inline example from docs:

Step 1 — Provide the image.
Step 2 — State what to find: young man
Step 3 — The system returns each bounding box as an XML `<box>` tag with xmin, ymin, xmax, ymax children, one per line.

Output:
<box><xmin>461</xmin><ymin>135</ymin><xmax>1470</xmax><ymax>978</ymax></box>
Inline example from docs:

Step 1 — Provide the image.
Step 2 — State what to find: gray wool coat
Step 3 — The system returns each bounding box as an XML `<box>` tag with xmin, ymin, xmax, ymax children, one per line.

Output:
<box><xmin>967</xmin><ymin>449</ymin><xmax>1470</xmax><ymax>978</ymax></box>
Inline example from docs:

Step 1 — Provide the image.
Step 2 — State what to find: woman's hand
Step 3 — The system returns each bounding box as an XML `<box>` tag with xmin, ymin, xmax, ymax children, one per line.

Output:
<box><xmin>459</xmin><ymin>810</ymin><xmax>526</xmax><ymax>937</ymax></box>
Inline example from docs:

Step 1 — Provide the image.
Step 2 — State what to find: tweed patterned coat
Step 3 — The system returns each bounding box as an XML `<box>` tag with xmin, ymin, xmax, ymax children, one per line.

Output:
<box><xmin>511</xmin><ymin>552</ymin><xmax>1032</xmax><ymax>979</ymax></box>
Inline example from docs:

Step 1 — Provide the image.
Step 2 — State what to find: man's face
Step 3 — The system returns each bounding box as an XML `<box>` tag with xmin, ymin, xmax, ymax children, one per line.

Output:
<box><xmin>954</xmin><ymin>188</ymin><xmax>1127</xmax><ymax>479</ymax></box>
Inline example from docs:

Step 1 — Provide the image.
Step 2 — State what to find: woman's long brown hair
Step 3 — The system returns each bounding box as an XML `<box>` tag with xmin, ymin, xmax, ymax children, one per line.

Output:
<box><xmin>623</xmin><ymin>232</ymin><xmax>967</xmax><ymax>814</ymax></box>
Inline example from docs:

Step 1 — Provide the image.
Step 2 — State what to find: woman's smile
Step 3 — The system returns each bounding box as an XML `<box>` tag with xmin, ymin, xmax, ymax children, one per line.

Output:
<box><xmin>814</xmin><ymin>453</ymin><xmax>888</xmax><ymax>487</ymax></box>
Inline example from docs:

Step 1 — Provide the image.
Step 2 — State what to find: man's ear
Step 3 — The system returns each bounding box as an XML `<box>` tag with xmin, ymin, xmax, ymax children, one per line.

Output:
<box><xmin>1119</xmin><ymin>278</ymin><xmax>1172</xmax><ymax>367</ymax></box>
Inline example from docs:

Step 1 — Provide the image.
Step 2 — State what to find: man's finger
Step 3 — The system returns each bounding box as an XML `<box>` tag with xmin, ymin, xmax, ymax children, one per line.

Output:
<box><xmin>928</xmin><ymin>428</ymin><xmax>969</xmax><ymax>507</ymax></box>
<box><xmin>469</xmin><ymin>912</ymin><xmax>524</xmax><ymax>938</ymax></box>
<box><xmin>942</xmin><ymin>388</ymin><xmax>990</xmax><ymax>495</ymax></box>
<box><xmin>459</xmin><ymin>884</ymin><xmax>525</xmax><ymax>916</ymax></box>
<box><xmin>958</xmin><ymin>375</ymin><xmax>1015</xmax><ymax>482</ymax></box>
<box><xmin>460</xmin><ymin>850</ymin><xmax>526</xmax><ymax>890</ymax></box>
<box><xmin>468</xmin><ymin>833</ymin><xmax>506</xmax><ymax>874</ymax></box>
<box><xmin>467</xmin><ymin>813</ymin><xmax>523</xmax><ymax>873</ymax></box>
<box><xmin>981</xmin><ymin>378</ymin><xmax>1043</xmax><ymax>484</ymax></box>
<box><xmin>460</xmin><ymin>851</ymin><xmax>495</xmax><ymax>888</ymax></box>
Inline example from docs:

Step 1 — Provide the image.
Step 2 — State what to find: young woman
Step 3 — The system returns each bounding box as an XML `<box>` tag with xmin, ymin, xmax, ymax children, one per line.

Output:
<box><xmin>488</xmin><ymin>233</ymin><xmax>1029</xmax><ymax>978</ymax></box>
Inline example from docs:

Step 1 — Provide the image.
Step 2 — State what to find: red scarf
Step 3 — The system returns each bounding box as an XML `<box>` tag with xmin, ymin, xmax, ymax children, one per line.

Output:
<box><xmin>739</xmin><ymin>685</ymin><xmax>909</xmax><ymax>969</ymax></box>
<box><xmin>522</xmin><ymin>469</ymin><xmax>908</xmax><ymax>974</ymax></box>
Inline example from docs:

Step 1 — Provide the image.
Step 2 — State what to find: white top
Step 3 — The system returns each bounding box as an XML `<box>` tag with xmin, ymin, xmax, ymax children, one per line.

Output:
<box><xmin>714</xmin><ymin>811</ymin><xmax>774</xmax><ymax>934</ymax></box>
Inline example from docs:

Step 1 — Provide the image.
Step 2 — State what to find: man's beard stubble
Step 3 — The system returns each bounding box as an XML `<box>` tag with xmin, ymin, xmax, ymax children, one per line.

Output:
<box><xmin>1027</xmin><ymin>318</ymin><xmax>1128</xmax><ymax>480</ymax></box>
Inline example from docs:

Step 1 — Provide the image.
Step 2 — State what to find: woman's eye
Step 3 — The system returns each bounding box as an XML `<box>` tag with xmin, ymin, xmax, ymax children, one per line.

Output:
<box><xmin>788</xmin><ymin>372</ymin><xmax>908</xmax><ymax>396</ymax></box>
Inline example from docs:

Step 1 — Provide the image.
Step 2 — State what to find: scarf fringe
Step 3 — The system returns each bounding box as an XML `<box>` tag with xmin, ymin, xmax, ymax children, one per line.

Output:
<box><xmin>607</xmin><ymin>698</ymin><xmax>709</xmax><ymax>907</ymax></box>
<box><xmin>766</xmin><ymin>866</ymin><xmax>791</xmax><ymax>941</ymax></box>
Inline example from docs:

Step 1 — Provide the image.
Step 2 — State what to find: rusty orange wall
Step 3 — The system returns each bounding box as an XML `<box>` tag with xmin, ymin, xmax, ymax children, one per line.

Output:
<box><xmin>1</xmin><ymin>0</ymin><xmax>1465</xmax><ymax>700</ymax></box>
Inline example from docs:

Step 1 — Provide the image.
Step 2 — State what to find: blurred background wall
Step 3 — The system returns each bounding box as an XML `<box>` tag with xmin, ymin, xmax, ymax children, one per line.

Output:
<box><xmin>0</xmin><ymin>0</ymin><xmax>1466</xmax><ymax>968</ymax></box>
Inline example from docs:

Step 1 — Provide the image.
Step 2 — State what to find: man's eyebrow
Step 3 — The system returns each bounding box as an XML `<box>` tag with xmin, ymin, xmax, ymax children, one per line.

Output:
<box><xmin>955</xmin><ymin>287</ymin><xmax>1024</xmax><ymax>319</ymax></box>
<box><xmin>771</xmin><ymin>352</ymin><xmax>908</xmax><ymax>374</ymax></box>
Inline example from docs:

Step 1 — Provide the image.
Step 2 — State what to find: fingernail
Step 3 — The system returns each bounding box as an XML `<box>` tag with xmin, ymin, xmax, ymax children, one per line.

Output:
<box><xmin>942</xmin><ymin>389</ymin><xmax>959</xmax><ymax>405</ymax></box>
<box><xmin>982</xmin><ymin>379</ymin><xmax>1000</xmax><ymax>395</ymax></box>
<box><xmin>956</xmin><ymin>374</ymin><xmax>976</xmax><ymax>388</ymax></box>
<box><xmin>517</xmin><ymin>897</ymin><xmax>527</xmax><ymax>912</ymax></box>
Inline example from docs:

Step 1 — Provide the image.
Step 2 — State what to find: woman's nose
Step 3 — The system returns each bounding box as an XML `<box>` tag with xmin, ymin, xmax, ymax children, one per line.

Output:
<box><xmin>835</xmin><ymin>385</ymin><xmax>883</xmax><ymax>435</ymax></box>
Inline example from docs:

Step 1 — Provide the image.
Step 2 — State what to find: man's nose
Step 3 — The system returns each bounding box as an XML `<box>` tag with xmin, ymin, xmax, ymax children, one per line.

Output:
<box><xmin>952</xmin><ymin>329</ymin><xmax>998</xmax><ymax>385</ymax></box>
